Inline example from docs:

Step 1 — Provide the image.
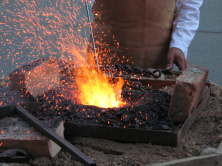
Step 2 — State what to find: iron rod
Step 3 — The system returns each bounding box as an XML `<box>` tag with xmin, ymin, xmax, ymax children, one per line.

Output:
<box><xmin>85</xmin><ymin>0</ymin><xmax>99</xmax><ymax>71</ymax></box>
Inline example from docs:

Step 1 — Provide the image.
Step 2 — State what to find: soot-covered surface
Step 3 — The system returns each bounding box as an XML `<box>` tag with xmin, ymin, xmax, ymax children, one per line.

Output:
<box><xmin>0</xmin><ymin>86</ymin><xmax>31</xmax><ymax>107</ymax></box>
<box><xmin>33</xmin><ymin>85</ymin><xmax>179</xmax><ymax>131</ymax></box>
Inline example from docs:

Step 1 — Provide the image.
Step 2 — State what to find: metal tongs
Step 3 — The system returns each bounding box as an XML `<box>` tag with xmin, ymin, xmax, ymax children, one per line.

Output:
<box><xmin>0</xmin><ymin>149</ymin><xmax>28</xmax><ymax>163</ymax></box>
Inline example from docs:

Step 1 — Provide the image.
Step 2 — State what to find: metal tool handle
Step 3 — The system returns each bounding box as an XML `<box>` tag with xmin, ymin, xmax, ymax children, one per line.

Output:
<box><xmin>85</xmin><ymin>0</ymin><xmax>99</xmax><ymax>70</ymax></box>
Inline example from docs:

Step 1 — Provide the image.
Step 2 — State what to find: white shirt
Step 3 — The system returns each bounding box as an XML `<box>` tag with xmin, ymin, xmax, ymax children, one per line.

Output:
<box><xmin>91</xmin><ymin>0</ymin><xmax>203</xmax><ymax>59</ymax></box>
<box><xmin>171</xmin><ymin>0</ymin><xmax>203</xmax><ymax>59</ymax></box>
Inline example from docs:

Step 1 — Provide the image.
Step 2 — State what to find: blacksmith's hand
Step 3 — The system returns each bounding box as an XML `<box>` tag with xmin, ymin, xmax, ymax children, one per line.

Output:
<box><xmin>166</xmin><ymin>47</ymin><xmax>188</xmax><ymax>71</ymax></box>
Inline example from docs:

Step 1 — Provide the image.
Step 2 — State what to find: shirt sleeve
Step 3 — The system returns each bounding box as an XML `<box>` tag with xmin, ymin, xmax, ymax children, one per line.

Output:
<box><xmin>170</xmin><ymin>0</ymin><xmax>203</xmax><ymax>59</ymax></box>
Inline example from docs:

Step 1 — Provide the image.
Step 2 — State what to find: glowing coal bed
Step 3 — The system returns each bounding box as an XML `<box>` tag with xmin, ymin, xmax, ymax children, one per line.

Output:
<box><xmin>32</xmin><ymin>81</ymin><xmax>181</xmax><ymax>132</ymax></box>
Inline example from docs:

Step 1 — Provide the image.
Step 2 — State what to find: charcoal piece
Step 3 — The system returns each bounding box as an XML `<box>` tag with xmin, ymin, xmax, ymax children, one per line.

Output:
<box><xmin>100</xmin><ymin>109</ymin><xmax>106</xmax><ymax>115</ymax></box>
<box><xmin>178</xmin><ymin>123</ymin><xmax>183</xmax><ymax>128</ymax></box>
<box><xmin>162</xmin><ymin>124</ymin><xmax>171</xmax><ymax>130</ymax></box>
<box><xmin>115</xmin><ymin>112</ymin><xmax>122</xmax><ymax>118</ymax></box>
<box><xmin>111</xmin><ymin>123</ymin><xmax>117</xmax><ymax>127</ymax></box>
<box><xmin>110</xmin><ymin>119</ymin><xmax>116</xmax><ymax>123</ymax></box>
<box><xmin>164</xmin><ymin>117</ymin><xmax>171</xmax><ymax>122</ymax></box>
<box><xmin>145</xmin><ymin>123</ymin><xmax>153</xmax><ymax>130</ymax></box>
<box><xmin>116</xmin><ymin>122</ymin><xmax>122</xmax><ymax>127</ymax></box>
<box><xmin>132</xmin><ymin>123</ymin><xmax>140</xmax><ymax>129</ymax></box>
<box><xmin>87</xmin><ymin>116</ymin><xmax>94</xmax><ymax>120</ymax></box>
<box><xmin>86</xmin><ymin>109</ymin><xmax>94</xmax><ymax>114</ymax></box>
<box><xmin>158</xmin><ymin>113</ymin><xmax>168</xmax><ymax>119</ymax></box>
<box><xmin>122</xmin><ymin>115</ymin><xmax>131</xmax><ymax>123</ymax></box>
<box><xmin>101</xmin><ymin>119</ymin><xmax>106</xmax><ymax>124</ymax></box>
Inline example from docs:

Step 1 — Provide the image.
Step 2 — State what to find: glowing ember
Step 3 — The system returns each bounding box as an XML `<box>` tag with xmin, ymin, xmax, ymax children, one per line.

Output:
<box><xmin>71</xmin><ymin>46</ymin><xmax>127</xmax><ymax>108</ymax></box>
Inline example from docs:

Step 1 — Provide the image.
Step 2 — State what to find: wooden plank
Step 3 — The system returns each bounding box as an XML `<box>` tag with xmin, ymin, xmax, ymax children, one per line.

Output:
<box><xmin>149</xmin><ymin>154</ymin><xmax>221</xmax><ymax>166</ymax></box>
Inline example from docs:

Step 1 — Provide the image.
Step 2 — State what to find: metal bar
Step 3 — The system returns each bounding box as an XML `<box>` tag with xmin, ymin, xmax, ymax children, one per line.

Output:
<box><xmin>64</xmin><ymin>123</ymin><xmax>178</xmax><ymax>146</ymax></box>
<box><xmin>126</xmin><ymin>79</ymin><xmax>176</xmax><ymax>89</ymax></box>
<box><xmin>0</xmin><ymin>105</ymin><xmax>16</xmax><ymax>118</ymax></box>
<box><xmin>85</xmin><ymin>0</ymin><xmax>99</xmax><ymax>71</ymax></box>
<box><xmin>15</xmin><ymin>105</ymin><xmax>96</xmax><ymax>166</ymax></box>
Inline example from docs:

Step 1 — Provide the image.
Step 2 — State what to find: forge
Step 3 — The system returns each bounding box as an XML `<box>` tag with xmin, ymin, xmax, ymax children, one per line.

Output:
<box><xmin>0</xmin><ymin>58</ymin><xmax>210</xmax><ymax>165</ymax></box>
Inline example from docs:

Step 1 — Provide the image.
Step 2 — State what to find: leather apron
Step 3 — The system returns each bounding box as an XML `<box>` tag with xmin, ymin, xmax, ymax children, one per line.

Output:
<box><xmin>89</xmin><ymin>0</ymin><xmax>175</xmax><ymax>69</ymax></box>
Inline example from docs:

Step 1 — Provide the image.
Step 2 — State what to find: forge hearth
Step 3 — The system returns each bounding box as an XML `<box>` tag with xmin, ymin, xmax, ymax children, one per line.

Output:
<box><xmin>1</xmin><ymin>58</ymin><xmax>210</xmax><ymax>164</ymax></box>
<box><xmin>32</xmin><ymin>75</ymin><xmax>210</xmax><ymax>146</ymax></box>
<box><xmin>35</xmin><ymin>87</ymin><xmax>173</xmax><ymax>131</ymax></box>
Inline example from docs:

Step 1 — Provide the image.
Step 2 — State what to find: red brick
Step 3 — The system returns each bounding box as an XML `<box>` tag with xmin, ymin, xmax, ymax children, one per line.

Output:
<box><xmin>168</xmin><ymin>65</ymin><xmax>209</xmax><ymax>122</ymax></box>
<box><xmin>9</xmin><ymin>57</ymin><xmax>60</xmax><ymax>98</ymax></box>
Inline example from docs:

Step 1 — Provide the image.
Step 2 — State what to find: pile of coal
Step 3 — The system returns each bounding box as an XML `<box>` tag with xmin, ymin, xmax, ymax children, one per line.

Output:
<box><xmin>32</xmin><ymin>85</ymin><xmax>182</xmax><ymax>131</ymax></box>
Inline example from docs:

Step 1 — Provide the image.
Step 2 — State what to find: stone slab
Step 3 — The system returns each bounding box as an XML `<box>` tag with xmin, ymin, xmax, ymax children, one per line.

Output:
<box><xmin>168</xmin><ymin>65</ymin><xmax>209</xmax><ymax>122</ymax></box>
<box><xmin>9</xmin><ymin>57</ymin><xmax>60</xmax><ymax>98</ymax></box>
<box><xmin>0</xmin><ymin>117</ymin><xmax>64</xmax><ymax>158</ymax></box>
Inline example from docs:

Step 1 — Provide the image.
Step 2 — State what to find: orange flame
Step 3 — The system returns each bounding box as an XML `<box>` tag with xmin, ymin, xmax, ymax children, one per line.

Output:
<box><xmin>71</xmin><ymin>46</ymin><xmax>126</xmax><ymax>108</ymax></box>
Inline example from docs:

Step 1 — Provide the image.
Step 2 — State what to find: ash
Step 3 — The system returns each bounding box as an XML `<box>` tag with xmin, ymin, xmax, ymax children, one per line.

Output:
<box><xmin>33</xmin><ymin>84</ymin><xmax>180</xmax><ymax>131</ymax></box>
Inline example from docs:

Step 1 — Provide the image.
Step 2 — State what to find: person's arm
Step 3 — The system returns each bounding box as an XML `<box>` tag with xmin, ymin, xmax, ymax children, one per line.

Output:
<box><xmin>166</xmin><ymin>0</ymin><xmax>203</xmax><ymax>71</ymax></box>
